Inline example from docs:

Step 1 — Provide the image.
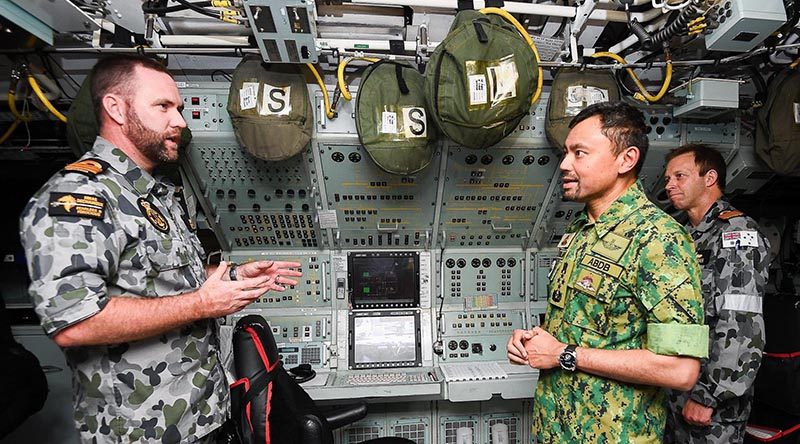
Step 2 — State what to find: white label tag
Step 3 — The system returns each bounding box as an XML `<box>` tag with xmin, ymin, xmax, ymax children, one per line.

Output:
<box><xmin>487</xmin><ymin>57</ymin><xmax>518</xmax><ymax>103</ymax></box>
<box><xmin>317</xmin><ymin>209</ymin><xmax>339</xmax><ymax>229</ymax></box>
<box><xmin>794</xmin><ymin>102</ymin><xmax>800</xmax><ymax>124</ymax></box>
<box><xmin>469</xmin><ymin>74</ymin><xmax>488</xmax><ymax>105</ymax></box>
<box><xmin>380</xmin><ymin>111</ymin><xmax>398</xmax><ymax>134</ymax></box>
<box><xmin>721</xmin><ymin>230</ymin><xmax>759</xmax><ymax>248</ymax></box>
<box><xmin>240</xmin><ymin>82</ymin><xmax>259</xmax><ymax>110</ymax></box>
<box><xmin>402</xmin><ymin>107</ymin><xmax>427</xmax><ymax>138</ymax></box>
<box><xmin>566</xmin><ymin>86</ymin><xmax>610</xmax><ymax>116</ymax></box>
<box><xmin>260</xmin><ymin>84</ymin><xmax>292</xmax><ymax>116</ymax></box>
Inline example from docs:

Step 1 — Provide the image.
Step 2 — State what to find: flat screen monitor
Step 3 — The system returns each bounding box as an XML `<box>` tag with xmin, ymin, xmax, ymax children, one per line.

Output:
<box><xmin>347</xmin><ymin>251</ymin><xmax>420</xmax><ymax>309</ymax></box>
<box><xmin>348</xmin><ymin>310</ymin><xmax>421</xmax><ymax>370</ymax></box>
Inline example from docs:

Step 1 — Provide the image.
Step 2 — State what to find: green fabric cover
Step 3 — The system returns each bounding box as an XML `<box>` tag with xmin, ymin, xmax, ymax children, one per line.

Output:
<box><xmin>227</xmin><ymin>55</ymin><xmax>311</xmax><ymax>161</ymax></box>
<box><xmin>425</xmin><ymin>10</ymin><xmax>538</xmax><ymax>150</ymax></box>
<box><xmin>545</xmin><ymin>68</ymin><xmax>620</xmax><ymax>149</ymax></box>
<box><xmin>356</xmin><ymin>61</ymin><xmax>437</xmax><ymax>175</ymax></box>
<box><xmin>756</xmin><ymin>68</ymin><xmax>800</xmax><ymax>176</ymax></box>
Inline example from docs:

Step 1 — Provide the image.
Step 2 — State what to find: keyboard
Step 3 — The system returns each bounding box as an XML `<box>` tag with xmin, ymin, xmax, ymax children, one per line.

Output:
<box><xmin>344</xmin><ymin>371</ymin><xmax>433</xmax><ymax>386</ymax></box>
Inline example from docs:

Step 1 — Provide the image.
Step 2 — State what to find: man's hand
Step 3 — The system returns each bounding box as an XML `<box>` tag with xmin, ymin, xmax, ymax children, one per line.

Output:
<box><xmin>507</xmin><ymin>329</ymin><xmax>535</xmax><ymax>364</ymax></box>
<box><xmin>682</xmin><ymin>399</ymin><xmax>713</xmax><ymax>427</ymax></box>
<box><xmin>196</xmin><ymin>262</ymin><xmax>274</xmax><ymax>318</ymax></box>
<box><xmin>524</xmin><ymin>327</ymin><xmax>565</xmax><ymax>370</ymax></box>
<box><xmin>236</xmin><ymin>260</ymin><xmax>302</xmax><ymax>291</ymax></box>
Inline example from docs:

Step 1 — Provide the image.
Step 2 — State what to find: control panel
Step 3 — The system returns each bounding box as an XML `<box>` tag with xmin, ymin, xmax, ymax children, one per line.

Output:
<box><xmin>440</xmin><ymin>310</ymin><xmax>525</xmax><ymax>362</ymax></box>
<box><xmin>441</xmin><ymin>252</ymin><xmax>526</xmax><ymax>304</ymax></box>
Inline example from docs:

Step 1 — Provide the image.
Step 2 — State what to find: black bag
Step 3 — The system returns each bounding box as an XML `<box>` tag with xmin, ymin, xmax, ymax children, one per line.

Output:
<box><xmin>231</xmin><ymin>315</ymin><xmax>323</xmax><ymax>444</ymax></box>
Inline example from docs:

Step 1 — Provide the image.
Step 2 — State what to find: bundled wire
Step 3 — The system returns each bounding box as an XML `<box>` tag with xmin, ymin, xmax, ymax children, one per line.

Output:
<box><xmin>592</xmin><ymin>49</ymin><xmax>673</xmax><ymax>102</ymax></box>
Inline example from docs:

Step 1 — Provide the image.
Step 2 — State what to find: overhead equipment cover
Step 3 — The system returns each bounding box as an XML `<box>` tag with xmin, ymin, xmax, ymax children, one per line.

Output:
<box><xmin>227</xmin><ymin>55</ymin><xmax>312</xmax><ymax>161</ymax></box>
<box><xmin>545</xmin><ymin>68</ymin><xmax>620</xmax><ymax>149</ymax></box>
<box><xmin>755</xmin><ymin>68</ymin><xmax>800</xmax><ymax>176</ymax></box>
<box><xmin>426</xmin><ymin>10</ymin><xmax>538</xmax><ymax>149</ymax></box>
<box><xmin>356</xmin><ymin>61</ymin><xmax>437</xmax><ymax>175</ymax></box>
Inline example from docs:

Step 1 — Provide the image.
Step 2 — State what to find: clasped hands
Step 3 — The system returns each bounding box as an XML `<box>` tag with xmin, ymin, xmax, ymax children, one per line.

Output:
<box><xmin>506</xmin><ymin>327</ymin><xmax>565</xmax><ymax>369</ymax></box>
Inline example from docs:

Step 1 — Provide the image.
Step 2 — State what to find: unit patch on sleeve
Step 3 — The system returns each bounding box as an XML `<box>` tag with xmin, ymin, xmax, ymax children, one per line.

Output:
<box><xmin>48</xmin><ymin>192</ymin><xmax>107</xmax><ymax>219</ymax></box>
<box><xmin>62</xmin><ymin>158</ymin><xmax>109</xmax><ymax>177</ymax></box>
<box><xmin>137</xmin><ymin>198</ymin><xmax>170</xmax><ymax>233</ymax></box>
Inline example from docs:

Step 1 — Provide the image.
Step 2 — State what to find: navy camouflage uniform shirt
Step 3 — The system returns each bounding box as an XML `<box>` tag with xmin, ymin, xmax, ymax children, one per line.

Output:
<box><xmin>19</xmin><ymin>138</ymin><xmax>228</xmax><ymax>443</ymax></box>
<box><xmin>666</xmin><ymin>199</ymin><xmax>771</xmax><ymax>443</ymax></box>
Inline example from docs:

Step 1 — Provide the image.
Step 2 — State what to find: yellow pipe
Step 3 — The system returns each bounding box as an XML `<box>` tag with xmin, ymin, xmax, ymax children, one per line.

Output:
<box><xmin>591</xmin><ymin>51</ymin><xmax>672</xmax><ymax>103</ymax></box>
<box><xmin>479</xmin><ymin>7</ymin><xmax>544</xmax><ymax>104</ymax></box>
<box><xmin>306</xmin><ymin>63</ymin><xmax>336</xmax><ymax>119</ymax></box>
<box><xmin>27</xmin><ymin>75</ymin><xmax>67</xmax><ymax>122</ymax></box>
<box><xmin>337</xmin><ymin>57</ymin><xmax>381</xmax><ymax>101</ymax></box>
<box><xmin>0</xmin><ymin>119</ymin><xmax>22</xmax><ymax>145</ymax></box>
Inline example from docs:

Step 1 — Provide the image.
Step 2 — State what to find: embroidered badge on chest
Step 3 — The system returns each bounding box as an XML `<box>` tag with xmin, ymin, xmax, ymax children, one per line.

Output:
<box><xmin>571</xmin><ymin>269</ymin><xmax>603</xmax><ymax>297</ymax></box>
<box><xmin>591</xmin><ymin>232</ymin><xmax>630</xmax><ymax>262</ymax></box>
<box><xmin>137</xmin><ymin>198</ymin><xmax>170</xmax><ymax>233</ymax></box>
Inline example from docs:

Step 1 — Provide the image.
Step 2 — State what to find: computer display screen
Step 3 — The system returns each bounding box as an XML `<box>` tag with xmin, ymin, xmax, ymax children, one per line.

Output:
<box><xmin>348</xmin><ymin>252</ymin><xmax>419</xmax><ymax>308</ymax></box>
<box><xmin>349</xmin><ymin>310</ymin><xmax>421</xmax><ymax>369</ymax></box>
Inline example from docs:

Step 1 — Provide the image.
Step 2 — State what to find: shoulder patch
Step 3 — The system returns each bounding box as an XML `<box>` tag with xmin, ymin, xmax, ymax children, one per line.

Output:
<box><xmin>49</xmin><ymin>192</ymin><xmax>107</xmax><ymax>220</ymax></box>
<box><xmin>718</xmin><ymin>210</ymin><xmax>744</xmax><ymax>221</ymax></box>
<box><xmin>62</xmin><ymin>158</ymin><xmax>109</xmax><ymax>177</ymax></box>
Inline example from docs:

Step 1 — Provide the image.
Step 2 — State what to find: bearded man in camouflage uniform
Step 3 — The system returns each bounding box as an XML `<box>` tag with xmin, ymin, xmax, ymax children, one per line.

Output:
<box><xmin>19</xmin><ymin>55</ymin><xmax>302</xmax><ymax>443</ymax></box>
<box><xmin>507</xmin><ymin>101</ymin><xmax>708</xmax><ymax>443</ymax></box>
<box><xmin>663</xmin><ymin>144</ymin><xmax>771</xmax><ymax>443</ymax></box>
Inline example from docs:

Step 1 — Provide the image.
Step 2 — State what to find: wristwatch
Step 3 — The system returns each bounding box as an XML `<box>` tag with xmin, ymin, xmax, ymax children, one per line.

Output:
<box><xmin>559</xmin><ymin>344</ymin><xmax>578</xmax><ymax>372</ymax></box>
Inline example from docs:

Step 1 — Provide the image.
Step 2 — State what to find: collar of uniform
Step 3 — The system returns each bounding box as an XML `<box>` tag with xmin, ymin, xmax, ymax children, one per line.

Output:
<box><xmin>591</xmin><ymin>180</ymin><xmax>649</xmax><ymax>239</ymax></box>
<box><xmin>92</xmin><ymin>137</ymin><xmax>160</xmax><ymax>196</ymax></box>
<box><xmin>693</xmin><ymin>198</ymin><xmax>732</xmax><ymax>233</ymax></box>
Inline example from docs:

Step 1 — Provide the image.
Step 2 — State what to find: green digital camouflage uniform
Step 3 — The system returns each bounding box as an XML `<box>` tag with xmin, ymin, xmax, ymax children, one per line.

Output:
<box><xmin>665</xmin><ymin>199</ymin><xmax>771</xmax><ymax>444</ymax></box>
<box><xmin>19</xmin><ymin>138</ymin><xmax>228</xmax><ymax>443</ymax></box>
<box><xmin>534</xmin><ymin>181</ymin><xmax>708</xmax><ymax>443</ymax></box>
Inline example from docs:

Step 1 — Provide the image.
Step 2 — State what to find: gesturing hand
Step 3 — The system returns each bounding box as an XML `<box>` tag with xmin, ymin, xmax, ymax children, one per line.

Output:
<box><xmin>236</xmin><ymin>260</ymin><xmax>303</xmax><ymax>291</ymax></box>
<box><xmin>197</xmin><ymin>262</ymin><xmax>274</xmax><ymax>318</ymax></box>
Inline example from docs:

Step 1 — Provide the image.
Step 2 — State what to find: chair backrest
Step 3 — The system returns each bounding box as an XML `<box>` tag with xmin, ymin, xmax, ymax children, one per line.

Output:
<box><xmin>232</xmin><ymin>315</ymin><xmax>328</xmax><ymax>444</ymax></box>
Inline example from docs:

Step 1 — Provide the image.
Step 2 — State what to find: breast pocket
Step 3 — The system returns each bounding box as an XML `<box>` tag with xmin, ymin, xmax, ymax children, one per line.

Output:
<box><xmin>565</xmin><ymin>267</ymin><xmax>618</xmax><ymax>336</ymax></box>
<box><xmin>143</xmin><ymin>237</ymin><xmax>191</xmax><ymax>272</ymax></box>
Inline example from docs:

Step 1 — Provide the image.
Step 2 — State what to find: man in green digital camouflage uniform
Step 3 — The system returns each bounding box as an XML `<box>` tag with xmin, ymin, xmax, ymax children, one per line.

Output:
<box><xmin>508</xmin><ymin>101</ymin><xmax>708</xmax><ymax>443</ymax></box>
<box><xmin>663</xmin><ymin>144</ymin><xmax>771</xmax><ymax>444</ymax></box>
<box><xmin>19</xmin><ymin>55</ymin><xmax>302</xmax><ymax>443</ymax></box>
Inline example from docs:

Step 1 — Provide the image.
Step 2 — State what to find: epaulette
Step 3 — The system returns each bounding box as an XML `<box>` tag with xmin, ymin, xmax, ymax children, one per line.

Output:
<box><xmin>61</xmin><ymin>158</ymin><xmax>109</xmax><ymax>177</ymax></box>
<box><xmin>718</xmin><ymin>209</ymin><xmax>744</xmax><ymax>221</ymax></box>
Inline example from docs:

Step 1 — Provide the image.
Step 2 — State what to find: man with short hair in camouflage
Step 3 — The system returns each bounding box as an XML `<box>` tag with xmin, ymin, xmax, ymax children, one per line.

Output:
<box><xmin>19</xmin><ymin>55</ymin><xmax>303</xmax><ymax>443</ymax></box>
<box><xmin>507</xmin><ymin>101</ymin><xmax>708</xmax><ymax>443</ymax></box>
<box><xmin>663</xmin><ymin>144</ymin><xmax>771</xmax><ymax>443</ymax></box>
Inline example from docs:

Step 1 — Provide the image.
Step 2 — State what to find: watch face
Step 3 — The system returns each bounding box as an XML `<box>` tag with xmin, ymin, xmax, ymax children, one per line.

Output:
<box><xmin>560</xmin><ymin>350</ymin><xmax>577</xmax><ymax>371</ymax></box>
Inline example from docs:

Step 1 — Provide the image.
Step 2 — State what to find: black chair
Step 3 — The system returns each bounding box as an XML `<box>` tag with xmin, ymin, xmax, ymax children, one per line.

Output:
<box><xmin>231</xmin><ymin>314</ymin><xmax>414</xmax><ymax>444</ymax></box>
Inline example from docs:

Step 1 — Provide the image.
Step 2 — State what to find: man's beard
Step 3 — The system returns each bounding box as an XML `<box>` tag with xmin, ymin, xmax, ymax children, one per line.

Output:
<box><xmin>124</xmin><ymin>107</ymin><xmax>180</xmax><ymax>165</ymax></box>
